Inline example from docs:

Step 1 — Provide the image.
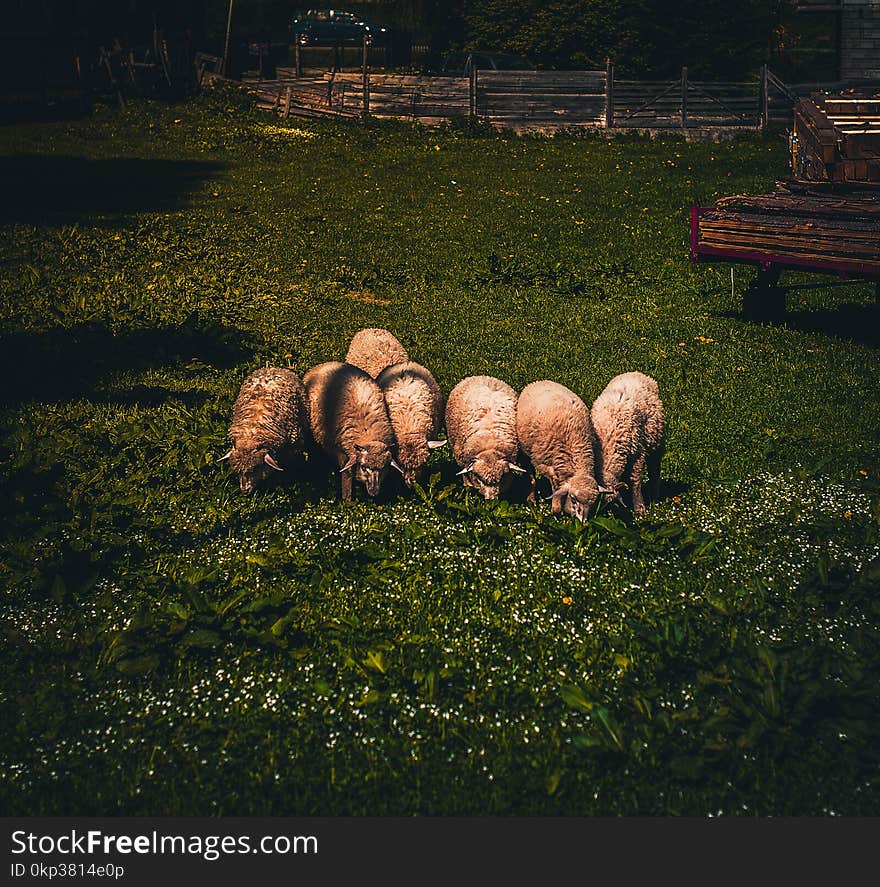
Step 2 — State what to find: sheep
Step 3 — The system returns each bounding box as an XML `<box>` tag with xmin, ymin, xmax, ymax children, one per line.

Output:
<box><xmin>516</xmin><ymin>379</ymin><xmax>611</xmax><ymax>522</ymax></box>
<box><xmin>302</xmin><ymin>360</ymin><xmax>399</xmax><ymax>501</ymax></box>
<box><xmin>590</xmin><ymin>371</ymin><xmax>666</xmax><ymax>516</ymax></box>
<box><xmin>375</xmin><ymin>360</ymin><xmax>447</xmax><ymax>489</ymax></box>
<box><xmin>220</xmin><ymin>366</ymin><xmax>309</xmax><ymax>495</ymax></box>
<box><xmin>444</xmin><ymin>374</ymin><xmax>525</xmax><ymax>500</ymax></box>
<box><xmin>345</xmin><ymin>328</ymin><xmax>409</xmax><ymax>379</ymax></box>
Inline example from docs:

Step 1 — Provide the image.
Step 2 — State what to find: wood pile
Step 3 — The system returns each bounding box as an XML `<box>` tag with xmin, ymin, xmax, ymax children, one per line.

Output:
<box><xmin>694</xmin><ymin>180</ymin><xmax>880</xmax><ymax>273</ymax></box>
<box><xmin>793</xmin><ymin>90</ymin><xmax>880</xmax><ymax>183</ymax></box>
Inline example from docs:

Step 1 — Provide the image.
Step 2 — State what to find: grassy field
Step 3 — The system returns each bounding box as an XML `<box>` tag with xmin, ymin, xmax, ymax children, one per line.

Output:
<box><xmin>1</xmin><ymin>85</ymin><xmax>879</xmax><ymax>816</ymax></box>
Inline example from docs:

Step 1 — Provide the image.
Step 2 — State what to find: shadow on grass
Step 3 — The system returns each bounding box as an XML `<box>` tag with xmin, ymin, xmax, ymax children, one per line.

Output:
<box><xmin>657</xmin><ymin>478</ymin><xmax>691</xmax><ymax>501</ymax></box>
<box><xmin>0</xmin><ymin>155</ymin><xmax>224</xmax><ymax>225</ymax></box>
<box><xmin>0</xmin><ymin>99</ymin><xmax>89</xmax><ymax>127</ymax></box>
<box><xmin>779</xmin><ymin>302</ymin><xmax>880</xmax><ymax>350</ymax></box>
<box><xmin>0</xmin><ymin>314</ymin><xmax>257</xmax><ymax>405</ymax></box>
<box><xmin>99</xmin><ymin>385</ymin><xmax>214</xmax><ymax>408</ymax></box>
<box><xmin>715</xmin><ymin>300</ymin><xmax>880</xmax><ymax>349</ymax></box>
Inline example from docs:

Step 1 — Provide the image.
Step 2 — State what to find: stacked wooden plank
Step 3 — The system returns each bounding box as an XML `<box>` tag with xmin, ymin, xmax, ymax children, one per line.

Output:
<box><xmin>694</xmin><ymin>181</ymin><xmax>880</xmax><ymax>274</ymax></box>
<box><xmin>793</xmin><ymin>91</ymin><xmax>880</xmax><ymax>182</ymax></box>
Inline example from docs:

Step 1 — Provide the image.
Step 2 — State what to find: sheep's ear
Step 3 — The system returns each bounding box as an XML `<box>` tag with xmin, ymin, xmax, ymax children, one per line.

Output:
<box><xmin>340</xmin><ymin>454</ymin><xmax>358</xmax><ymax>472</ymax></box>
<box><xmin>507</xmin><ymin>462</ymin><xmax>527</xmax><ymax>474</ymax></box>
<box><xmin>427</xmin><ymin>439</ymin><xmax>448</xmax><ymax>450</ymax></box>
<box><xmin>456</xmin><ymin>464</ymin><xmax>474</xmax><ymax>476</ymax></box>
<box><xmin>597</xmin><ymin>484</ymin><xmax>615</xmax><ymax>495</ymax></box>
<box><xmin>390</xmin><ymin>459</ymin><xmax>405</xmax><ymax>475</ymax></box>
<box><xmin>264</xmin><ymin>453</ymin><xmax>283</xmax><ymax>472</ymax></box>
<box><xmin>217</xmin><ymin>448</ymin><xmax>233</xmax><ymax>462</ymax></box>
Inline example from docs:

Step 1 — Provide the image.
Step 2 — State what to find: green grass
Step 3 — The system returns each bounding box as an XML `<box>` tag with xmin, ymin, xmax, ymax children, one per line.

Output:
<box><xmin>2</xmin><ymin>84</ymin><xmax>879</xmax><ymax>816</ymax></box>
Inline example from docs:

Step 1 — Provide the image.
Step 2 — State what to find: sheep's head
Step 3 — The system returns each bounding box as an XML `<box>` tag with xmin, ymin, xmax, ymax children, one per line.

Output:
<box><xmin>457</xmin><ymin>451</ymin><xmax>525</xmax><ymax>500</ymax></box>
<box><xmin>395</xmin><ymin>438</ymin><xmax>447</xmax><ymax>488</ymax></box>
<box><xmin>341</xmin><ymin>442</ymin><xmax>392</xmax><ymax>497</ymax></box>
<box><xmin>551</xmin><ymin>475</ymin><xmax>607</xmax><ymax>523</ymax></box>
<box><xmin>219</xmin><ymin>444</ymin><xmax>283</xmax><ymax>495</ymax></box>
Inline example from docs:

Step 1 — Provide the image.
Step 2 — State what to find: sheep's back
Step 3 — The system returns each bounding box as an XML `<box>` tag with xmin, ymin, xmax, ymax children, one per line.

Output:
<box><xmin>445</xmin><ymin>375</ymin><xmax>518</xmax><ymax>462</ymax></box>
<box><xmin>345</xmin><ymin>328</ymin><xmax>409</xmax><ymax>379</ymax></box>
<box><xmin>377</xmin><ymin>361</ymin><xmax>443</xmax><ymax>440</ymax></box>
<box><xmin>303</xmin><ymin>360</ymin><xmax>393</xmax><ymax>453</ymax></box>
<box><xmin>229</xmin><ymin>367</ymin><xmax>308</xmax><ymax>450</ymax></box>
<box><xmin>591</xmin><ymin>371</ymin><xmax>665</xmax><ymax>461</ymax></box>
<box><xmin>517</xmin><ymin>380</ymin><xmax>594</xmax><ymax>477</ymax></box>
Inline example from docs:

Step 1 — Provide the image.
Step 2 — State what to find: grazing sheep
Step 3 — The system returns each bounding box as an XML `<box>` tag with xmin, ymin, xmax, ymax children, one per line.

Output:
<box><xmin>345</xmin><ymin>328</ymin><xmax>409</xmax><ymax>379</ymax></box>
<box><xmin>376</xmin><ymin>360</ymin><xmax>447</xmax><ymax>488</ymax></box>
<box><xmin>516</xmin><ymin>379</ymin><xmax>610</xmax><ymax>522</ymax></box>
<box><xmin>445</xmin><ymin>375</ymin><xmax>525</xmax><ymax>500</ymax></box>
<box><xmin>220</xmin><ymin>366</ymin><xmax>309</xmax><ymax>495</ymax></box>
<box><xmin>302</xmin><ymin>360</ymin><xmax>399</xmax><ymax>501</ymax></box>
<box><xmin>590</xmin><ymin>371</ymin><xmax>666</xmax><ymax>516</ymax></box>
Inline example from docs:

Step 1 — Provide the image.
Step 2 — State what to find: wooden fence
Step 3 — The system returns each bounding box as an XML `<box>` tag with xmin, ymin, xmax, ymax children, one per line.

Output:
<box><xmin>230</xmin><ymin>63</ymin><xmax>826</xmax><ymax>134</ymax></box>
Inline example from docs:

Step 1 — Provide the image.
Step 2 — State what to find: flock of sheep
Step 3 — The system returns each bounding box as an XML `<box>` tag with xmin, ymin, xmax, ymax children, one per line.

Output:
<box><xmin>220</xmin><ymin>328</ymin><xmax>666</xmax><ymax>521</ymax></box>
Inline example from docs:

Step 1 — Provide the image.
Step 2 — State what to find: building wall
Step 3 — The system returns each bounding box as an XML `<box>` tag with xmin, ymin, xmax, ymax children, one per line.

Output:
<box><xmin>841</xmin><ymin>0</ymin><xmax>880</xmax><ymax>79</ymax></box>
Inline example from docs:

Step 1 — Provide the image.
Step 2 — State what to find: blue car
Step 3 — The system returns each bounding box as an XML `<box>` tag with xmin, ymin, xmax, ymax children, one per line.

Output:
<box><xmin>289</xmin><ymin>8</ymin><xmax>388</xmax><ymax>47</ymax></box>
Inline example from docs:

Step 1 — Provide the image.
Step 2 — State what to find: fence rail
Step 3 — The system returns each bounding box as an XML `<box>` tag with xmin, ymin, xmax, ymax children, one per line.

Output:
<box><xmin>228</xmin><ymin>63</ymin><xmax>856</xmax><ymax>135</ymax></box>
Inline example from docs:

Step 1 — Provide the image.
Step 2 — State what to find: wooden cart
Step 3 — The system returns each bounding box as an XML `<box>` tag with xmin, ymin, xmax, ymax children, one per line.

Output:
<box><xmin>690</xmin><ymin>87</ymin><xmax>880</xmax><ymax>318</ymax></box>
<box><xmin>690</xmin><ymin>180</ymin><xmax>880</xmax><ymax>319</ymax></box>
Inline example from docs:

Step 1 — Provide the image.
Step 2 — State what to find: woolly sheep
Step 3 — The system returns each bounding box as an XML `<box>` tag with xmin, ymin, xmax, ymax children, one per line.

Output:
<box><xmin>444</xmin><ymin>374</ymin><xmax>525</xmax><ymax>500</ymax></box>
<box><xmin>375</xmin><ymin>360</ymin><xmax>447</xmax><ymax>488</ymax></box>
<box><xmin>345</xmin><ymin>328</ymin><xmax>409</xmax><ymax>379</ymax></box>
<box><xmin>516</xmin><ymin>379</ymin><xmax>610</xmax><ymax>522</ymax></box>
<box><xmin>302</xmin><ymin>360</ymin><xmax>399</xmax><ymax>501</ymax></box>
<box><xmin>220</xmin><ymin>366</ymin><xmax>309</xmax><ymax>495</ymax></box>
<box><xmin>590</xmin><ymin>371</ymin><xmax>666</xmax><ymax>516</ymax></box>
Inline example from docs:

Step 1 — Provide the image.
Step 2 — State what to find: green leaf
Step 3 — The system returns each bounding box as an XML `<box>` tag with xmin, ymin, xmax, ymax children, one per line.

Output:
<box><xmin>166</xmin><ymin>602</ymin><xmax>190</xmax><ymax>620</ymax></box>
<box><xmin>590</xmin><ymin>516</ymin><xmax>630</xmax><ymax>536</ymax></box>
<box><xmin>178</xmin><ymin>628</ymin><xmax>222</xmax><ymax>649</ymax></box>
<box><xmin>353</xmin><ymin>688</ymin><xmax>381</xmax><ymax>708</ymax></box>
<box><xmin>115</xmin><ymin>654</ymin><xmax>160</xmax><ymax>675</ymax></box>
<box><xmin>49</xmin><ymin>574</ymin><xmax>67</xmax><ymax>603</ymax></box>
<box><xmin>561</xmin><ymin>683</ymin><xmax>595</xmax><ymax>713</ymax></box>
<box><xmin>592</xmin><ymin>706</ymin><xmax>625</xmax><ymax>752</ymax></box>
<box><xmin>363</xmin><ymin>650</ymin><xmax>388</xmax><ymax>674</ymax></box>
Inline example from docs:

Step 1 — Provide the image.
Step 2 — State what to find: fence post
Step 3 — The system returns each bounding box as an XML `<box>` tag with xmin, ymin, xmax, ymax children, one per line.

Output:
<box><xmin>362</xmin><ymin>33</ymin><xmax>371</xmax><ymax>116</ymax></box>
<box><xmin>221</xmin><ymin>0</ymin><xmax>234</xmax><ymax>77</ymax></box>
<box><xmin>605</xmin><ymin>58</ymin><xmax>614</xmax><ymax>128</ymax></box>
<box><xmin>760</xmin><ymin>63</ymin><xmax>768</xmax><ymax>132</ymax></box>
<box><xmin>294</xmin><ymin>40</ymin><xmax>301</xmax><ymax>78</ymax></box>
<box><xmin>285</xmin><ymin>84</ymin><xmax>291</xmax><ymax>118</ymax></box>
<box><xmin>469</xmin><ymin>64</ymin><xmax>476</xmax><ymax>119</ymax></box>
<box><xmin>681</xmin><ymin>66</ymin><xmax>688</xmax><ymax>132</ymax></box>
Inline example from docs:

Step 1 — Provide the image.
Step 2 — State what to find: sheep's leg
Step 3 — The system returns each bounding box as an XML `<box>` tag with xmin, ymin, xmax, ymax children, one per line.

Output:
<box><xmin>340</xmin><ymin>468</ymin><xmax>353</xmax><ymax>501</ymax></box>
<box><xmin>526</xmin><ymin>473</ymin><xmax>537</xmax><ymax>505</ymax></box>
<box><xmin>646</xmin><ymin>441</ymin><xmax>664</xmax><ymax>502</ymax></box>
<box><xmin>630</xmin><ymin>454</ymin><xmax>646</xmax><ymax>516</ymax></box>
